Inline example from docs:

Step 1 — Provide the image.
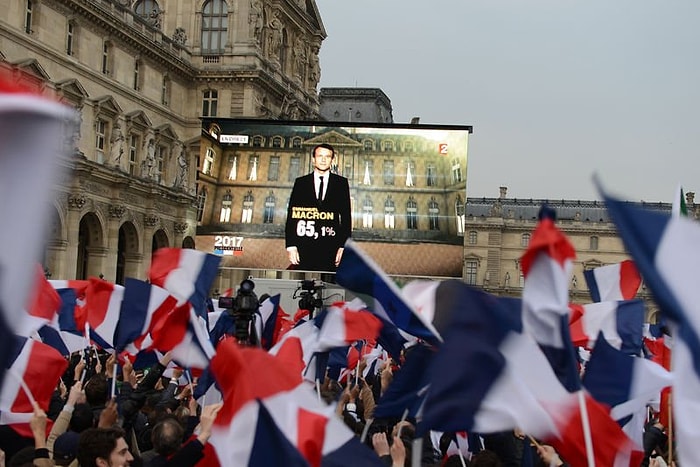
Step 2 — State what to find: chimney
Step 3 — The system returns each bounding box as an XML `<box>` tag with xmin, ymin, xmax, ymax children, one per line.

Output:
<box><xmin>499</xmin><ymin>186</ymin><xmax>508</xmax><ymax>199</ymax></box>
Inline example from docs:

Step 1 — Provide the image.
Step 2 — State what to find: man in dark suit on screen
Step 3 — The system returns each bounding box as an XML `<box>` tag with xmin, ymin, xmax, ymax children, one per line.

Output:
<box><xmin>285</xmin><ymin>143</ymin><xmax>352</xmax><ymax>272</ymax></box>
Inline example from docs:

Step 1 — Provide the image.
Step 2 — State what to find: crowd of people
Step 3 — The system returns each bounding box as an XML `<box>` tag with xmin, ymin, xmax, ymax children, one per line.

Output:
<box><xmin>0</xmin><ymin>341</ymin><xmax>673</xmax><ymax>467</ymax></box>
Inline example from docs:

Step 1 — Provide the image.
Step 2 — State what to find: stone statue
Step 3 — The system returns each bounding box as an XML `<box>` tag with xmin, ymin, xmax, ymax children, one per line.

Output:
<box><xmin>293</xmin><ymin>36</ymin><xmax>307</xmax><ymax>80</ymax></box>
<box><xmin>308</xmin><ymin>45</ymin><xmax>320</xmax><ymax>90</ymax></box>
<box><xmin>174</xmin><ymin>144</ymin><xmax>189</xmax><ymax>189</ymax></box>
<box><xmin>250</xmin><ymin>0</ymin><xmax>263</xmax><ymax>43</ymax></box>
<box><xmin>148</xmin><ymin>9</ymin><xmax>162</xmax><ymax>29</ymax></box>
<box><xmin>110</xmin><ymin>123</ymin><xmax>124</xmax><ymax>166</ymax></box>
<box><xmin>173</xmin><ymin>27</ymin><xmax>187</xmax><ymax>46</ymax></box>
<box><xmin>142</xmin><ymin>130</ymin><xmax>156</xmax><ymax>178</ymax></box>
<box><xmin>266</xmin><ymin>10</ymin><xmax>282</xmax><ymax>60</ymax></box>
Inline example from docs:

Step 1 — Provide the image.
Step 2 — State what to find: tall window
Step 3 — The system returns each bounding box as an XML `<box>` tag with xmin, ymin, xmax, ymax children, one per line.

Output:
<box><xmin>465</xmin><ymin>260</ymin><xmax>478</xmax><ymax>285</ymax></box>
<box><xmin>344</xmin><ymin>161</ymin><xmax>353</xmax><ymax>180</ymax></box>
<box><xmin>428</xmin><ymin>199</ymin><xmax>439</xmax><ymax>230</ymax></box>
<box><xmin>201</xmin><ymin>0</ymin><xmax>228</xmax><ymax>54</ymax></box>
<box><xmin>133</xmin><ymin>59</ymin><xmax>141</xmax><ymax>91</ymax></box>
<box><xmin>263</xmin><ymin>193</ymin><xmax>275</xmax><ymax>224</ymax></box>
<box><xmin>155</xmin><ymin>145</ymin><xmax>165</xmax><ymax>182</ymax></box>
<box><xmin>452</xmin><ymin>158</ymin><xmax>463</xmax><ymax>184</ymax></box>
<box><xmin>427</xmin><ymin>163</ymin><xmax>437</xmax><ymax>187</ymax></box>
<box><xmin>406</xmin><ymin>197</ymin><xmax>418</xmax><ymax>230</ymax></box>
<box><xmin>95</xmin><ymin>119</ymin><xmax>106</xmax><ymax>163</ymax></box>
<box><xmin>227</xmin><ymin>155</ymin><xmax>237</xmax><ymax>180</ymax></box>
<box><xmin>241</xmin><ymin>192</ymin><xmax>254</xmax><ymax>224</ymax></box>
<box><xmin>383</xmin><ymin>160</ymin><xmax>394</xmax><ymax>185</ymax></box>
<box><xmin>384</xmin><ymin>197</ymin><xmax>395</xmax><ymax>229</ymax></box>
<box><xmin>101</xmin><ymin>40</ymin><xmax>111</xmax><ymax>74</ymax></box>
<box><xmin>203</xmin><ymin>148</ymin><xmax>215</xmax><ymax>175</ymax></box>
<box><xmin>248</xmin><ymin>155</ymin><xmax>259</xmax><ymax>181</ymax></box>
<box><xmin>196</xmin><ymin>186</ymin><xmax>207</xmax><ymax>223</ymax></box>
<box><xmin>456</xmin><ymin>197</ymin><xmax>466</xmax><ymax>234</ymax></box>
<box><xmin>66</xmin><ymin>22</ymin><xmax>75</xmax><ymax>55</ymax></box>
<box><xmin>468</xmin><ymin>230</ymin><xmax>477</xmax><ymax>245</ymax></box>
<box><xmin>288</xmin><ymin>156</ymin><xmax>300</xmax><ymax>181</ymax></box>
<box><xmin>25</xmin><ymin>0</ymin><xmax>33</xmax><ymax>34</ymax></box>
<box><xmin>521</xmin><ymin>233</ymin><xmax>531</xmax><ymax>247</ymax></box>
<box><xmin>202</xmin><ymin>90</ymin><xmax>218</xmax><ymax>117</ymax></box>
<box><xmin>590</xmin><ymin>236</ymin><xmax>599</xmax><ymax>250</ymax></box>
<box><xmin>219</xmin><ymin>192</ymin><xmax>232</xmax><ymax>223</ymax></box>
<box><xmin>128</xmin><ymin>134</ymin><xmax>139</xmax><ymax>175</ymax></box>
<box><xmin>363</xmin><ymin>160</ymin><xmax>372</xmax><ymax>185</ymax></box>
<box><xmin>405</xmin><ymin>161</ymin><xmax>415</xmax><ymax>187</ymax></box>
<box><xmin>362</xmin><ymin>197</ymin><xmax>373</xmax><ymax>229</ymax></box>
<box><xmin>268</xmin><ymin>156</ymin><xmax>280</xmax><ymax>181</ymax></box>
<box><xmin>161</xmin><ymin>76</ymin><xmax>170</xmax><ymax>106</ymax></box>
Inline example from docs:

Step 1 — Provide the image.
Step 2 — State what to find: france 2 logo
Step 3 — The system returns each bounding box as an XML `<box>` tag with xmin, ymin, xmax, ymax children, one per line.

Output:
<box><xmin>438</xmin><ymin>143</ymin><xmax>448</xmax><ymax>155</ymax></box>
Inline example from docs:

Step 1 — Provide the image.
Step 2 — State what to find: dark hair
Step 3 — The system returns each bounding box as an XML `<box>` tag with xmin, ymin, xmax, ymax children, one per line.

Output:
<box><xmin>151</xmin><ymin>416</ymin><xmax>185</xmax><ymax>456</ymax></box>
<box><xmin>84</xmin><ymin>374</ymin><xmax>109</xmax><ymax>407</ymax></box>
<box><xmin>70</xmin><ymin>403</ymin><xmax>94</xmax><ymax>432</ymax></box>
<box><xmin>312</xmin><ymin>143</ymin><xmax>335</xmax><ymax>158</ymax></box>
<box><xmin>77</xmin><ymin>427</ymin><xmax>127</xmax><ymax>467</ymax></box>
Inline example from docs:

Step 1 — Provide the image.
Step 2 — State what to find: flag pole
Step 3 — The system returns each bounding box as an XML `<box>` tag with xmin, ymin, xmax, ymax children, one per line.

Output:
<box><xmin>110</xmin><ymin>361</ymin><xmax>117</xmax><ymax>398</ymax></box>
<box><xmin>8</xmin><ymin>367</ymin><xmax>37</xmax><ymax>407</ymax></box>
<box><xmin>577</xmin><ymin>391</ymin><xmax>595</xmax><ymax>467</ymax></box>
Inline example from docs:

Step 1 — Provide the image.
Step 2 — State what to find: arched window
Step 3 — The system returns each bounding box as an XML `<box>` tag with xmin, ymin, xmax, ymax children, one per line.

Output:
<box><xmin>201</xmin><ymin>0</ymin><xmax>228</xmax><ymax>54</ymax></box>
<box><xmin>362</xmin><ymin>197</ymin><xmax>373</xmax><ymax>228</ymax></box>
<box><xmin>219</xmin><ymin>192</ymin><xmax>232</xmax><ymax>223</ymax></box>
<box><xmin>241</xmin><ymin>191</ymin><xmax>254</xmax><ymax>223</ymax></box>
<box><xmin>384</xmin><ymin>197</ymin><xmax>395</xmax><ymax>229</ymax></box>
<box><xmin>263</xmin><ymin>193</ymin><xmax>275</xmax><ymax>224</ymax></box>
<box><xmin>406</xmin><ymin>197</ymin><xmax>418</xmax><ymax>230</ymax></box>
<box><xmin>428</xmin><ymin>198</ymin><xmax>439</xmax><ymax>230</ymax></box>
<box><xmin>363</xmin><ymin>139</ymin><xmax>374</xmax><ymax>151</ymax></box>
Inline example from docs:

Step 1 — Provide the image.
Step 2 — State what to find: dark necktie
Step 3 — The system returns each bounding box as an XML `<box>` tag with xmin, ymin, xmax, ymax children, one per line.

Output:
<box><xmin>318</xmin><ymin>176</ymin><xmax>324</xmax><ymax>201</ymax></box>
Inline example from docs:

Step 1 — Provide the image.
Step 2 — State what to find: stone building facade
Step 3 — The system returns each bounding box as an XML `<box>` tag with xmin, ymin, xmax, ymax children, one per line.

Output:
<box><xmin>1</xmin><ymin>0</ymin><xmax>326</xmax><ymax>282</ymax></box>
<box><xmin>319</xmin><ymin>87</ymin><xmax>394</xmax><ymax>124</ymax></box>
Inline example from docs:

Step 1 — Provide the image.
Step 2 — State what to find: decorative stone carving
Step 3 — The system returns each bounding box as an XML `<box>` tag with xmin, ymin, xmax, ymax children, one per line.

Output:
<box><xmin>144</xmin><ymin>214</ymin><xmax>159</xmax><ymax>227</ymax></box>
<box><xmin>173</xmin><ymin>27</ymin><xmax>187</xmax><ymax>45</ymax></box>
<box><xmin>109</xmin><ymin>204</ymin><xmax>126</xmax><ymax>219</ymax></box>
<box><xmin>68</xmin><ymin>193</ymin><xmax>87</xmax><ymax>209</ymax></box>
<box><xmin>174</xmin><ymin>222</ymin><xmax>188</xmax><ymax>234</ymax></box>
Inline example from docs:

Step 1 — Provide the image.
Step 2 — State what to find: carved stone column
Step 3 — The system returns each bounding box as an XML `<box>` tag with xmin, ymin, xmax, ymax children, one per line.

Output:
<box><xmin>64</xmin><ymin>193</ymin><xmax>87</xmax><ymax>279</ymax></box>
<box><xmin>104</xmin><ymin>203</ymin><xmax>126</xmax><ymax>282</ymax></box>
<box><xmin>173</xmin><ymin>221</ymin><xmax>188</xmax><ymax>248</ymax></box>
<box><xmin>143</xmin><ymin>213</ymin><xmax>159</xmax><ymax>265</ymax></box>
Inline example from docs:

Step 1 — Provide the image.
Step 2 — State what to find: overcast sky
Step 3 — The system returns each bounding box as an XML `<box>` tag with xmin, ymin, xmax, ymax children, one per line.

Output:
<box><xmin>315</xmin><ymin>1</ymin><xmax>699</xmax><ymax>202</ymax></box>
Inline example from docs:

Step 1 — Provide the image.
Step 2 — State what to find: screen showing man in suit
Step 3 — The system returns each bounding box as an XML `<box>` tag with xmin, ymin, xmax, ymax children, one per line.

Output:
<box><xmin>285</xmin><ymin>143</ymin><xmax>352</xmax><ymax>271</ymax></box>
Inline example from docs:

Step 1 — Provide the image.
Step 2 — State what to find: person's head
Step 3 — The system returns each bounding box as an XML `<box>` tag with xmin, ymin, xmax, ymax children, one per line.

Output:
<box><xmin>70</xmin><ymin>403</ymin><xmax>95</xmax><ymax>432</ymax></box>
<box><xmin>151</xmin><ymin>416</ymin><xmax>185</xmax><ymax>456</ymax></box>
<box><xmin>77</xmin><ymin>427</ymin><xmax>134</xmax><ymax>467</ymax></box>
<box><xmin>312</xmin><ymin>143</ymin><xmax>335</xmax><ymax>174</ymax></box>
<box><xmin>53</xmin><ymin>431</ymin><xmax>80</xmax><ymax>466</ymax></box>
<box><xmin>84</xmin><ymin>374</ymin><xmax>109</xmax><ymax>408</ymax></box>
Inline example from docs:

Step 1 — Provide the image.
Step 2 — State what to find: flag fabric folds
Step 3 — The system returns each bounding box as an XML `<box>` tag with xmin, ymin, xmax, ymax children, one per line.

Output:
<box><xmin>568</xmin><ymin>299</ymin><xmax>645</xmax><ymax>355</ymax></box>
<box><xmin>148</xmin><ymin>248</ymin><xmax>221</xmax><ymax>318</ymax></box>
<box><xmin>335</xmin><ymin>239</ymin><xmax>442</xmax><ymax>346</ymax></box>
<box><xmin>600</xmin><ymin>190</ymin><xmax>700</xmax><ymax>467</ymax></box>
<box><xmin>583</xmin><ymin>260</ymin><xmax>642</xmax><ymax>303</ymax></box>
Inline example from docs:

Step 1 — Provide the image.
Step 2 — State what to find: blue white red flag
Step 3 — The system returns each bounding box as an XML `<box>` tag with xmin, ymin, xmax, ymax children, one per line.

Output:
<box><xmin>521</xmin><ymin>206</ymin><xmax>580</xmax><ymax>391</ymax></box>
<box><xmin>148</xmin><ymin>248</ymin><xmax>221</xmax><ymax>319</ymax></box>
<box><xmin>0</xmin><ymin>336</ymin><xmax>68</xmax><ymax>438</ymax></box>
<box><xmin>583</xmin><ymin>260</ymin><xmax>641</xmax><ymax>303</ymax></box>
<box><xmin>37</xmin><ymin>288</ymin><xmax>86</xmax><ymax>356</ymax></box>
<box><xmin>84</xmin><ymin>277</ymin><xmax>124</xmax><ymax>349</ymax></box>
<box><xmin>316</xmin><ymin>301</ymin><xmax>382</xmax><ymax>351</ymax></box>
<box><xmin>336</xmin><ymin>240</ymin><xmax>441</xmax><ymax>346</ymax></box>
<box><xmin>600</xmin><ymin>188</ymin><xmax>700</xmax><ymax>466</ymax></box>
<box><xmin>568</xmin><ymin>299</ymin><xmax>645</xmax><ymax>355</ymax></box>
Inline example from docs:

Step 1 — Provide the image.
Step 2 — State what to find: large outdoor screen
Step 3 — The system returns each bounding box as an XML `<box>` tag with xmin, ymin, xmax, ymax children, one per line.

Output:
<box><xmin>195</xmin><ymin>118</ymin><xmax>472</xmax><ymax>285</ymax></box>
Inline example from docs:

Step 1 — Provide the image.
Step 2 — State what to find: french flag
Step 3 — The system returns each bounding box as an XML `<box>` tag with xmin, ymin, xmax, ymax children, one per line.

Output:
<box><xmin>37</xmin><ymin>288</ymin><xmax>86</xmax><ymax>356</ymax></box>
<box><xmin>85</xmin><ymin>278</ymin><xmax>124</xmax><ymax>349</ymax></box>
<box><xmin>336</xmin><ymin>239</ymin><xmax>442</xmax><ymax>346</ymax></box>
<box><xmin>269</xmin><ymin>319</ymin><xmax>323</xmax><ymax>383</ymax></box>
<box><xmin>16</xmin><ymin>266</ymin><xmax>61</xmax><ymax>337</ymax></box>
<box><xmin>316</xmin><ymin>302</ymin><xmax>382</xmax><ymax>351</ymax></box>
<box><xmin>114</xmin><ymin>278</ymin><xmax>177</xmax><ymax>353</ymax></box>
<box><xmin>148</xmin><ymin>248</ymin><xmax>221</xmax><ymax>318</ymax></box>
<box><xmin>568</xmin><ymin>299</ymin><xmax>645</xmax><ymax>356</ymax></box>
<box><xmin>0</xmin><ymin>336</ymin><xmax>68</xmax><ymax>438</ymax></box>
<box><xmin>0</xmin><ymin>76</ymin><xmax>77</xmax><ymax>392</ymax></box>
<box><xmin>521</xmin><ymin>206</ymin><xmax>580</xmax><ymax>391</ymax></box>
<box><xmin>601</xmin><ymin>188</ymin><xmax>700</xmax><ymax>467</ymax></box>
<box><xmin>418</xmin><ymin>282</ymin><xmax>630</xmax><ymax>466</ymax></box>
<box><xmin>254</xmin><ymin>294</ymin><xmax>287</xmax><ymax>350</ymax></box>
<box><xmin>584</xmin><ymin>260</ymin><xmax>642</xmax><ymax>303</ymax></box>
<box><xmin>164</xmin><ymin>304</ymin><xmax>216</xmax><ymax>371</ymax></box>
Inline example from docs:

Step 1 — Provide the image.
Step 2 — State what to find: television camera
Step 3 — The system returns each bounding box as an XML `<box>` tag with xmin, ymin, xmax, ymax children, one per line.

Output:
<box><xmin>294</xmin><ymin>279</ymin><xmax>325</xmax><ymax>316</ymax></box>
<box><xmin>218</xmin><ymin>278</ymin><xmax>260</xmax><ymax>346</ymax></box>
